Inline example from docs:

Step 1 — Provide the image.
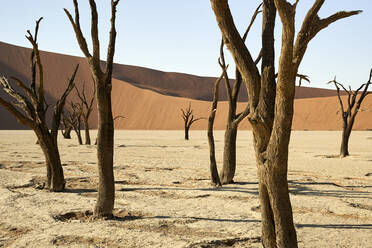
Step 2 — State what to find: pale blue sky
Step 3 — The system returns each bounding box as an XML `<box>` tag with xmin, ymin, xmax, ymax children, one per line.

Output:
<box><xmin>0</xmin><ymin>1</ymin><xmax>371</xmax><ymax>89</ymax></box>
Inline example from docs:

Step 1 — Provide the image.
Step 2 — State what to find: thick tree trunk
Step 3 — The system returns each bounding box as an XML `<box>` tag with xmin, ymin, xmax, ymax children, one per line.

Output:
<box><xmin>262</xmin><ymin>164</ymin><xmax>297</xmax><ymax>248</ymax></box>
<box><xmin>36</xmin><ymin>129</ymin><xmax>65</xmax><ymax>192</ymax></box>
<box><xmin>84</xmin><ymin>118</ymin><xmax>91</xmax><ymax>145</ymax></box>
<box><xmin>220</xmin><ymin>123</ymin><xmax>237</xmax><ymax>184</ymax></box>
<box><xmin>94</xmin><ymin>76</ymin><xmax>115</xmax><ymax>218</ymax></box>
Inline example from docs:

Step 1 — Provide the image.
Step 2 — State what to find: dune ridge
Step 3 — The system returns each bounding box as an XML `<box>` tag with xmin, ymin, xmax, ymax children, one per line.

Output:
<box><xmin>1</xmin><ymin>41</ymin><xmax>371</xmax><ymax>131</ymax></box>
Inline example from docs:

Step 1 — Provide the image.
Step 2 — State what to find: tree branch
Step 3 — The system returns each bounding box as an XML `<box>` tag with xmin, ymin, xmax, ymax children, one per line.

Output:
<box><xmin>105</xmin><ymin>0</ymin><xmax>120</xmax><ymax>77</ymax></box>
<box><xmin>26</xmin><ymin>18</ymin><xmax>44</xmax><ymax>106</ymax></box>
<box><xmin>210</xmin><ymin>0</ymin><xmax>261</xmax><ymax>109</ymax></box>
<box><xmin>293</xmin><ymin>0</ymin><xmax>361</xmax><ymax>67</ymax></box>
<box><xmin>10</xmin><ymin>76</ymin><xmax>38</xmax><ymax>106</ymax></box>
<box><xmin>0</xmin><ymin>76</ymin><xmax>35</xmax><ymax>125</ymax></box>
<box><xmin>242</xmin><ymin>3</ymin><xmax>263</xmax><ymax>41</ymax></box>
<box><xmin>64</xmin><ymin>0</ymin><xmax>92</xmax><ymax>58</ymax></box>
<box><xmin>0</xmin><ymin>95</ymin><xmax>34</xmax><ymax>128</ymax></box>
<box><xmin>88</xmin><ymin>0</ymin><xmax>100</xmax><ymax>61</ymax></box>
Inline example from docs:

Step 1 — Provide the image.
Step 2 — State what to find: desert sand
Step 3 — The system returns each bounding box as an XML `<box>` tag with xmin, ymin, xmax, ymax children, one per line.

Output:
<box><xmin>0</xmin><ymin>130</ymin><xmax>371</xmax><ymax>247</ymax></box>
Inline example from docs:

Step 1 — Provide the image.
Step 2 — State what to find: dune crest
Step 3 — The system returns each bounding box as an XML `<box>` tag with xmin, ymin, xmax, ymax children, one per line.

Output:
<box><xmin>1</xmin><ymin>41</ymin><xmax>371</xmax><ymax>130</ymax></box>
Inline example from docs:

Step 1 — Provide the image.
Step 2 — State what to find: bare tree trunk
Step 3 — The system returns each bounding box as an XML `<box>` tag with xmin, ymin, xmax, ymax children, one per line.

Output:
<box><xmin>95</xmin><ymin>74</ymin><xmax>115</xmax><ymax>216</ymax></box>
<box><xmin>84</xmin><ymin>117</ymin><xmax>91</xmax><ymax>145</ymax></box>
<box><xmin>75</xmin><ymin>80</ymin><xmax>95</xmax><ymax>145</ymax></box>
<box><xmin>340</xmin><ymin>117</ymin><xmax>350</xmax><ymax>157</ymax></box>
<box><xmin>220</xmin><ymin>123</ymin><xmax>237</xmax><ymax>184</ymax></box>
<box><xmin>207</xmin><ymin>113</ymin><xmax>221</xmax><ymax>186</ymax></box>
<box><xmin>62</xmin><ymin>126</ymin><xmax>72</xmax><ymax>139</ymax></box>
<box><xmin>36</xmin><ymin>128</ymin><xmax>65</xmax><ymax>191</ymax></box>
<box><xmin>208</xmin><ymin>59</ymin><xmax>225</xmax><ymax>186</ymax></box>
<box><xmin>184</xmin><ymin>126</ymin><xmax>189</xmax><ymax>140</ymax></box>
<box><xmin>74</xmin><ymin>128</ymin><xmax>83</xmax><ymax>145</ymax></box>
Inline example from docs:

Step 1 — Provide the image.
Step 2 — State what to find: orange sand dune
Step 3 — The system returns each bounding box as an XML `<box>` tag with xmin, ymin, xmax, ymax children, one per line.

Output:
<box><xmin>1</xmin><ymin>41</ymin><xmax>370</xmax><ymax>130</ymax></box>
<box><xmin>112</xmin><ymin>78</ymin><xmax>372</xmax><ymax>130</ymax></box>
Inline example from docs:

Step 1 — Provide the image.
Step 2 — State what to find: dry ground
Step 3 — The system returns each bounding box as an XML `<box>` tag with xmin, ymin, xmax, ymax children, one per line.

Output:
<box><xmin>0</xmin><ymin>130</ymin><xmax>371</xmax><ymax>248</ymax></box>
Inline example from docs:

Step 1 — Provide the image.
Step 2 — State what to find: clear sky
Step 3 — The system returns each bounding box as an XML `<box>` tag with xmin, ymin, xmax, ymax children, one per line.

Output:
<box><xmin>1</xmin><ymin>1</ymin><xmax>371</xmax><ymax>89</ymax></box>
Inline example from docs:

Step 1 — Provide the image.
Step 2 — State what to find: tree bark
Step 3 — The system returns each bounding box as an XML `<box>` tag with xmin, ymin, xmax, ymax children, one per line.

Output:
<box><xmin>220</xmin><ymin>123</ymin><xmax>237</xmax><ymax>184</ymax></box>
<box><xmin>340</xmin><ymin>124</ymin><xmax>351</xmax><ymax>157</ymax></box>
<box><xmin>36</xmin><ymin>128</ymin><xmax>65</xmax><ymax>191</ymax></box>
<box><xmin>84</xmin><ymin>117</ymin><xmax>91</xmax><ymax>145</ymax></box>
<box><xmin>62</xmin><ymin>126</ymin><xmax>72</xmax><ymax>139</ymax></box>
<box><xmin>184</xmin><ymin>126</ymin><xmax>189</xmax><ymax>140</ymax></box>
<box><xmin>94</xmin><ymin>74</ymin><xmax>115</xmax><ymax>217</ymax></box>
<box><xmin>74</xmin><ymin>127</ymin><xmax>83</xmax><ymax>145</ymax></box>
<box><xmin>208</xmin><ymin>63</ymin><xmax>225</xmax><ymax>186</ymax></box>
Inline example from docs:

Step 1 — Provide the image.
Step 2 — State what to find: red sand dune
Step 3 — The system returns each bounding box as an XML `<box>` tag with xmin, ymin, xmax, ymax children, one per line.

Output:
<box><xmin>1</xmin><ymin>41</ymin><xmax>371</xmax><ymax>130</ymax></box>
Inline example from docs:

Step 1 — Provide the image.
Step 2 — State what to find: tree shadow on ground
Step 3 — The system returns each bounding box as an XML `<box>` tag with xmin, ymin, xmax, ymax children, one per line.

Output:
<box><xmin>288</xmin><ymin>180</ymin><xmax>372</xmax><ymax>199</ymax></box>
<box><xmin>149</xmin><ymin>215</ymin><xmax>261</xmax><ymax>224</ymax></box>
<box><xmin>119</xmin><ymin>185</ymin><xmax>259</xmax><ymax>195</ymax></box>
<box><xmin>63</xmin><ymin>188</ymin><xmax>96</xmax><ymax>194</ymax></box>
<box><xmin>296</xmin><ymin>223</ymin><xmax>372</xmax><ymax>229</ymax></box>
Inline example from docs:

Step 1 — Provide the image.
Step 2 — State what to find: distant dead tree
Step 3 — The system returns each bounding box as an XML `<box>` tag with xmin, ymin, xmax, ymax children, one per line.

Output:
<box><xmin>211</xmin><ymin>0</ymin><xmax>360</xmax><ymax>246</ymax></box>
<box><xmin>0</xmin><ymin>18</ymin><xmax>78</xmax><ymax>191</ymax></box>
<box><xmin>328</xmin><ymin>69</ymin><xmax>372</xmax><ymax>157</ymax></box>
<box><xmin>181</xmin><ymin>102</ymin><xmax>203</xmax><ymax>140</ymax></box>
<box><xmin>65</xmin><ymin>0</ymin><xmax>120</xmax><ymax>218</ymax></box>
<box><xmin>75</xmin><ymin>80</ymin><xmax>96</xmax><ymax>145</ymax></box>
<box><xmin>61</xmin><ymin>115</ymin><xmax>73</xmax><ymax>139</ymax></box>
<box><xmin>64</xmin><ymin>102</ymin><xmax>83</xmax><ymax>145</ymax></box>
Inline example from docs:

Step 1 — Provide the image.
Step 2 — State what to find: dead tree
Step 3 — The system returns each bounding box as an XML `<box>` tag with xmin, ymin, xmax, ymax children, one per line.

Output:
<box><xmin>209</xmin><ymin>6</ymin><xmax>262</xmax><ymax>186</ymax></box>
<box><xmin>181</xmin><ymin>102</ymin><xmax>203</xmax><ymax>140</ymax></box>
<box><xmin>75</xmin><ymin>80</ymin><xmax>96</xmax><ymax>145</ymax></box>
<box><xmin>208</xmin><ymin>41</ymin><xmax>226</xmax><ymax>187</ymax></box>
<box><xmin>65</xmin><ymin>0</ymin><xmax>120</xmax><ymax>218</ymax></box>
<box><xmin>328</xmin><ymin>69</ymin><xmax>372</xmax><ymax>157</ymax></box>
<box><xmin>220</xmin><ymin>5</ymin><xmax>261</xmax><ymax>185</ymax></box>
<box><xmin>210</xmin><ymin>0</ymin><xmax>360</xmax><ymax>246</ymax></box>
<box><xmin>0</xmin><ymin>18</ymin><xmax>79</xmax><ymax>191</ymax></box>
<box><xmin>61</xmin><ymin>115</ymin><xmax>73</xmax><ymax>139</ymax></box>
<box><xmin>64</xmin><ymin>102</ymin><xmax>83</xmax><ymax>145</ymax></box>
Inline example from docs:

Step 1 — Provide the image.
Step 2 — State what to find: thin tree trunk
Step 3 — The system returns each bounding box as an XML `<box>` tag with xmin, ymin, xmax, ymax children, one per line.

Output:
<box><xmin>84</xmin><ymin>117</ymin><xmax>91</xmax><ymax>145</ymax></box>
<box><xmin>74</xmin><ymin>128</ymin><xmax>83</xmax><ymax>145</ymax></box>
<box><xmin>208</xmin><ymin>68</ymin><xmax>224</xmax><ymax>186</ymax></box>
<box><xmin>208</xmin><ymin>113</ymin><xmax>221</xmax><ymax>186</ymax></box>
<box><xmin>340</xmin><ymin>119</ymin><xmax>351</xmax><ymax>157</ymax></box>
<box><xmin>220</xmin><ymin>123</ymin><xmax>237</xmax><ymax>184</ymax></box>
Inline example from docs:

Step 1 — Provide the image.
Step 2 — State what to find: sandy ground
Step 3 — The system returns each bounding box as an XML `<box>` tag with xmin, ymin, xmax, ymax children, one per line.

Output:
<box><xmin>0</xmin><ymin>130</ymin><xmax>371</xmax><ymax>248</ymax></box>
